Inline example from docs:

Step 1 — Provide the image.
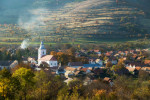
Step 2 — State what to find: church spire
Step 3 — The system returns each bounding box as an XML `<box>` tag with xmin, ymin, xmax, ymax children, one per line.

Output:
<box><xmin>38</xmin><ymin>41</ymin><xmax>46</xmax><ymax>60</ymax></box>
<box><xmin>39</xmin><ymin>41</ymin><xmax>46</xmax><ymax>49</ymax></box>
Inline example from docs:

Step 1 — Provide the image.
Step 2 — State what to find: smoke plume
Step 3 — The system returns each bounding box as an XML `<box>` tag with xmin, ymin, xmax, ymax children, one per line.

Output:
<box><xmin>20</xmin><ymin>39</ymin><xmax>30</xmax><ymax>49</ymax></box>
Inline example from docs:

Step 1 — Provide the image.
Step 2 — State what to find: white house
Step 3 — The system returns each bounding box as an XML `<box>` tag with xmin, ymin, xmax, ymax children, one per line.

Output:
<box><xmin>65</xmin><ymin>67</ymin><xmax>77</xmax><ymax>78</ymax></box>
<box><xmin>38</xmin><ymin>41</ymin><xmax>58</xmax><ymax>68</ymax></box>
<box><xmin>0</xmin><ymin>60</ymin><xmax>18</xmax><ymax>69</ymax></box>
<box><xmin>95</xmin><ymin>59</ymin><xmax>103</xmax><ymax>66</ymax></box>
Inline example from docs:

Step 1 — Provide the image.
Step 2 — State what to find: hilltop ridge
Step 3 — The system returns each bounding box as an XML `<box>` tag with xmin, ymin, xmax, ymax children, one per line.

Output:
<box><xmin>0</xmin><ymin>0</ymin><xmax>150</xmax><ymax>44</ymax></box>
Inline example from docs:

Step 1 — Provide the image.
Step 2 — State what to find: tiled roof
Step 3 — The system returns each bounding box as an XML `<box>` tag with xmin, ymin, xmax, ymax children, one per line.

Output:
<box><xmin>104</xmin><ymin>77</ymin><xmax>111</xmax><ymax>81</ymax></box>
<box><xmin>144</xmin><ymin>60</ymin><xmax>150</xmax><ymax>64</ymax></box>
<box><xmin>65</xmin><ymin>67</ymin><xmax>76</xmax><ymax>71</ymax></box>
<box><xmin>0</xmin><ymin>61</ymin><xmax>14</xmax><ymax>66</ymax></box>
<box><xmin>135</xmin><ymin>66</ymin><xmax>141</xmax><ymax>70</ymax></box>
<box><xmin>75</xmin><ymin>71</ymin><xmax>81</xmax><ymax>75</ymax></box>
<box><xmin>126</xmin><ymin>67</ymin><xmax>135</xmax><ymax>72</ymax></box>
<box><xmin>80</xmin><ymin>68</ymin><xmax>88</xmax><ymax>72</ymax></box>
<box><xmin>141</xmin><ymin>67</ymin><xmax>150</xmax><ymax>71</ymax></box>
<box><xmin>39</xmin><ymin>55</ymin><xmax>57</xmax><ymax>61</ymax></box>
<box><xmin>94</xmin><ymin>50</ymin><xmax>100</xmax><ymax>52</ymax></box>
<box><xmin>68</xmin><ymin>62</ymin><xmax>83</xmax><ymax>66</ymax></box>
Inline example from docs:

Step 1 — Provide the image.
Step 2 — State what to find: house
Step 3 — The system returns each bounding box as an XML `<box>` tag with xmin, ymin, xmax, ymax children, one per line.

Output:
<box><xmin>64</xmin><ymin>78</ymin><xmax>73</xmax><ymax>85</ymax></box>
<box><xmin>89</xmin><ymin>59</ymin><xmax>96</xmax><ymax>64</ymax></box>
<box><xmin>125</xmin><ymin>67</ymin><xmax>138</xmax><ymax>74</ymax></box>
<box><xmin>105</xmin><ymin>52</ymin><xmax>111</xmax><ymax>57</ymax></box>
<box><xmin>28</xmin><ymin>57</ymin><xmax>37</xmax><ymax>64</ymax></box>
<box><xmin>103</xmin><ymin>77</ymin><xmax>112</xmax><ymax>82</ymax></box>
<box><xmin>38</xmin><ymin>55</ymin><xmax>58</xmax><ymax>68</ymax></box>
<box><xmin>111</xmin><ymin>58</ymin><xmax>118</xmax><ymax>65</ymax></box>
<box><xmin>65</xmin><ymin>67</ymin><xmax>77</xmax><ymax>78</ymax></box>
<box><xmin>68</xmin><ymin>62</ymin><xmax>84</xmax><ymax>68</ymax></box>
<box><xmin>132</xmin><ymin>54</ymin><xmax>138</xmax><ymax>60</ymax></box>
<box><xmin>103</xmin><ymin>77</ymin><xmax>113</xmax><ymax>87</ymax></box>
<box><xmin>135</xmin><ymin>66</ymin><xmax>141</xmax><ymax>71</ymax></box>
<box><xmin>56</xmin><ymin>68</ymin><xmax>65</xmax><ymax>75</ymax></box>
<box><xmin>74</xmin><ymin>71</ymin><xmax>85</xmax><ymax>76</ymax></box>
<box><xmin>126</xmin><ymin>62</ymin><xmax>143</xmax><ymax>68</ymax></box>
<box><xmin>0</xmin><ymin>60</ymin><xmax>18</xmax><ymax>70</ymax></box>
<box><xmin>144</xmin><ymin>60</ymin><xmax>150</xmax><ymax>65</ymax></box>
<box><xmin>95</xmin><ymin>59</ymin><xmax>103</xmax><ymax>66</ymax></box>
<box><xmin>84</xmin><ymin>64</ymin><xmax>101</xmax><ymax>68</ymax></box>
<box><xmin>141</xmin><ymin>67</ymin><xmax>150</xmax><ymax>73</ymax></box>
<box><xmin>94</xmin><ymin>50</ymin><xmax>101</xmax><ymax>56</ymax></box>
<box><xmin>38</xmin><ymin>41</ymin><xmax>58</xmax><ymax>68</ymax></box>
<box><xmin>105</xmin><ymin>58</ymin><xmax>117</xmax><ymax>65</ymax></box>
<box><xmin>80</xmin><ymin>68</ymin><xmax>91</xmax><ymax>74</ymax></box>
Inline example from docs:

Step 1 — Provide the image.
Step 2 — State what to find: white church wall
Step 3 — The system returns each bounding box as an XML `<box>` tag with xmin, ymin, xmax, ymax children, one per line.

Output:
<box><xmin>38</xmin><ymin>49</ymin><xmax>46</xmax><ymax>59</ymax></box>
<box><xmin>47</xmin><ymin>61</ymin><xmax>58</xmax><ymax>67</ymax></box>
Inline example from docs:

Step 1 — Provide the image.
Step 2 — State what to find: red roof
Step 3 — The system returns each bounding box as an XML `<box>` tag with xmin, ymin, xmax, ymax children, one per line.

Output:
<box><xmin>80</xmin><ymin>68</ymin><xmax>88</xmax><ymax>72</ymax></box>
<box><xmin>105</xmin><ymin>52</ymin><xmax>111</xmax><ymax>56</ymax></box>
<box><xmin>135</xmin><ymin>67</ymin><xmax>141</xmax><ymax>70</ymax></box>
<box><xmin>39</xmin><ymin>55</ymin><xmax>57</xmax><ymax>61</ymax></box>
<box><xmin>126</xmin><ymin>67</ymin><xmax>135</xmax><ymax>72</ymax></box>
<box><xmin>94</xmin><ymin>50</ymin><xmax>100</xmax><ymax>52</ymax></box>
<box><xmin>144</xmin><ymin>60</ymin><xmax>150</xmax><ymax>64</ymax></box>
<box><xmin>104</xmin><ymin>77</ymin><xmax>111</xmax><ymax>81</ymax></box>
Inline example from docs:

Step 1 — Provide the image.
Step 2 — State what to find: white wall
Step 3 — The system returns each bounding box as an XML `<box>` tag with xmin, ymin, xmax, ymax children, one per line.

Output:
<box><xmin>38</xmin><ymin>60</ymin><xmax>58</xmax><ymax>67</ymax></box>
<box><xmin>47</xmin><ymin>61</ymin><xmax>58</xmax><ymax>67</ymax></box>
<box><xmin>38</xmin><ymin>49</ymin><xmax>46</xmax><ymax>60</ymax></box>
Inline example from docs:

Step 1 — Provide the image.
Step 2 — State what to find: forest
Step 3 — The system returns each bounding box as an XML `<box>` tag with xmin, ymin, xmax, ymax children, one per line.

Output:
<box><xmin>0</xmin><ymin>62</ymin><xmax>149</xmax><ymax>100</ymax></box>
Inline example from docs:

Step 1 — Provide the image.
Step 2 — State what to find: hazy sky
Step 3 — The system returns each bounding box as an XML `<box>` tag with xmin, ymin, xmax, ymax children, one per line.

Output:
<box><xmin>0</xmin><ymin>0</ymin><xmax>34</xmax><ymax>8</ymax></box>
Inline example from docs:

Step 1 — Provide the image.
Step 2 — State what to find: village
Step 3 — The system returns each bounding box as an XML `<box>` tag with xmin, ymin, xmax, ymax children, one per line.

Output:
<box><xmin>0</xmin><ymin>41</ymin><xmax>150</xmax><ymax>86</ymax></box>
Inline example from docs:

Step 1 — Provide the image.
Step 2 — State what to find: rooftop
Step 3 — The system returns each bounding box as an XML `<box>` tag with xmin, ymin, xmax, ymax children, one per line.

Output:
<box><xmin>39</xmin><ymin>55</ymin><xmax>57</xmax><ymax>61</ymax></box>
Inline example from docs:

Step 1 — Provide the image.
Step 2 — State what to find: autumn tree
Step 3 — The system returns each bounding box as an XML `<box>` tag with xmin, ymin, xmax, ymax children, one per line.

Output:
<box><xmin>50</xmin><ymin>51</ymin><xmax>57</xmax><ymax>57</ymax></box>
<box><xmin>106</xmin><ymin>61</ymin><xmax>113</xmax><ymax>68</ymax></box>
<box><xmin>12</xmin><ymin>68</ymin><xmax>35</xmax><ymax>100</ymax></box>
<box><xmin>0</xmin><ymin>68</ymin><xmax>20</xmax><ymax>99</ymax></box>
<box><xmin>30</xmin><ymin>70</ymin><xmax>51</xmax><ymax>100</ymax></box>
<box><xmin>67</xmin><ymin>47</ymin><xmax>76</xmax><ymax>56</ymax></box>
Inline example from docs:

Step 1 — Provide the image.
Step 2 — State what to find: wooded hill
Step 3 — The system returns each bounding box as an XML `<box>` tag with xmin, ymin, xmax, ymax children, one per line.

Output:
<box><xmin>0</xmin><ymin>0</ymin><xmax>150</xmax><ymax>44</ymax></box>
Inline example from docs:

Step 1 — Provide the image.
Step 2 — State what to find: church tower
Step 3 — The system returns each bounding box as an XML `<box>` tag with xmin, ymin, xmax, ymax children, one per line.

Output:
<box><xmin>38</xmin><ymin>41</ymin><xmax>46</xmax><ymax>60</ymax></box>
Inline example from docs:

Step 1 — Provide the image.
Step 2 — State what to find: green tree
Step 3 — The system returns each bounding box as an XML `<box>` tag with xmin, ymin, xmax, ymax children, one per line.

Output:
<box><xmin>12</xmin><ymin>68</ymin><xmax>35</xmax><ymax>100</ymax></box>
<box><xmin>30</xmin><ymin>70</ymin><xmax>51</xmax><ymax>100</ymax></box>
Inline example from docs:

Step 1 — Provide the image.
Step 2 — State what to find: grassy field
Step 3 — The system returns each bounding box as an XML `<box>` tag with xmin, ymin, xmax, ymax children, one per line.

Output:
<box><xmin>0</xmin><ymin>0</ymin><xmax>150</xmax><ymax>45</ymax></box>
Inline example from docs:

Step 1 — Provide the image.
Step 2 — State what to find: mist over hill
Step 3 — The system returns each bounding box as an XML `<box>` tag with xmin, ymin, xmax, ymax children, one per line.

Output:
<box><xmin>0</xmin><ymin>0</ymin><xmax>150</xmax><ymax>44</ymax></box>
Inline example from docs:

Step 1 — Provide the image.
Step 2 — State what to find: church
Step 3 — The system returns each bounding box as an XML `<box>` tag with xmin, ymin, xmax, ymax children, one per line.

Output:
<box><xmin>38</xmin><ymin>41</ymin><xmax>58</xmax><ymax>68</ymax></box>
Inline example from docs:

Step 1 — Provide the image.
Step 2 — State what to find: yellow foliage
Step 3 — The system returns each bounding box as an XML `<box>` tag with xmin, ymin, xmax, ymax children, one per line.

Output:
<box><xmin>93</xmin><ymin>89</ymin><xmax>106</xmax><ymax>97</ymax></box>
<box><xmin>0</xmin><ymin>78</ymin><xmax>10</xmax><ymax>97</ymax></box>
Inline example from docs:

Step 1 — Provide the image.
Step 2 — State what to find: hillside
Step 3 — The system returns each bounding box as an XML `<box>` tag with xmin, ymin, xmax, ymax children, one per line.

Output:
<box><xmin>0</xmin><ymin>0</ymin><xmax>150</xmax><ymax>44</ymax></box>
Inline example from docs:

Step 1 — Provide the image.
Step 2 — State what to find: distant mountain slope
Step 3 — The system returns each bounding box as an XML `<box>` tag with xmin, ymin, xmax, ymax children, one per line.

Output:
<box><xmin>0</xmin><ymin>0</ymin><xmax>150</xmax><ymax>43</ymax></box>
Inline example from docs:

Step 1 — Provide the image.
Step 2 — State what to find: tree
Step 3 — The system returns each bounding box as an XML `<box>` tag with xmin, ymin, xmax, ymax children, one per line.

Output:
<box><xmin>111</xmin><ymin>61</ymin><xmax>129</xmax><ymax>75</ymax></box>
<box><xmin>138</xmin><ymin>70</ymin><xmax>149</xmax><ymax>81</ymax></box>
<box><xmin>132</xmin><ymin>83</ymin><xmax>150</xmax><ymax>100</ymax></box>
<box><xmin>12</xmin><ymin>68</ymin><xmax>35</xmax><ymax>100</ymax></box>
<box><xmin>30</xmin><ymin>70</ymin><xmax>50</xmax><ymax>100</ymax></box>
<box><xmin>50</xmin><ymin>51</ymin><xmax>57</xmax><ymax>57</ymax></box>
<box><xmin>67</xmin><ymin>47</ymin><xmax>76</xmax><ymax>56</ymax></box>
<box><xmin>106</xmin><ymin>61</ymin><xmax>113</xmax><ymax>68</ymax></box>
<box><xmin>114</xmin><ymin>76</ymin><xmax>134</xmax><ymax>100</ymax></box>
<box><xmin>104</xmin><ymin>56</ymin><xmax>108</xmax><ymax>61</ymax></box>
<box><xmin>11</xmin><ymin>62</ymin><xmax>33</xmax><ymax>73</ymax></box>
<box><xmin>0</xmin><ymin>68</ymin><xmax>20</xmax><ymax>99</ymax></box>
